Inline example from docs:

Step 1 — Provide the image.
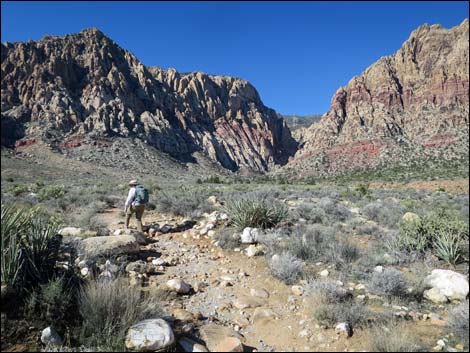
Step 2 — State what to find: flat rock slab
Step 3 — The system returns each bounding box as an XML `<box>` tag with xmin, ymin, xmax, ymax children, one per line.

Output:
<box><xmin>199</xmin><ymin>324</ymin><xmax>242</xmax><ymax>352</ymax></box>
<box><xmin>80</xmin><ymin>235</ymin><xmax>140</xmax><ymax>258</ymax></box>
<box><xmin>233</xmin><ymin>296</ymin><xmax>265</xmax><ymax>309</ymax></box>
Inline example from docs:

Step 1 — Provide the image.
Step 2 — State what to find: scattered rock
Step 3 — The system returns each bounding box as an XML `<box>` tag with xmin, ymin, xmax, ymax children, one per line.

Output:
<box><xmin>41</xmin><ymin>327</ymin><xmax>63</xmax><ymax>346</ymax></box>
<box><xmin>233</xmin><ymin>296</ymin><xmax>265</xmax><ymax>309</ymax></box>
<box><xmin>319</xmin><ymin>269</ymin><xmax>329</xmax><ymax>277</ymax></box>
<box><xmin>291</xmin><ymin>285</ymin><xmax>305</xmax><ymax>296</ymax></box>
<box><xmin>245</xmin><ymin>244</ymin><xmax>264</xmax><ymax>257</ymax></box>
<box><xmin>172</xmin><ymin>308</ymin><xmax>195</xmax><ymax>322</ymax></box>
<box><xmin>374</xmin><ymin>265</ymin><xmax>384</xmax><ymax>273</ymax></box>
<box><xmin>252</xmin><ymin>308</ymin><xmax>277</xmax><ymax>324</ymax></box>
<box><xmin>250</xmin><ymin>288</ymin><xmax>270</xmax><ymax>299</ymax></box>
<box><xmin>125</xmin><ymin>319</ymin><xmax>174</xmax><ymax>351</ymax></box>
<box><xmin>166</xmin><ymin>279</ymin><xmax>191</xmax><ymax>294</ymax></box>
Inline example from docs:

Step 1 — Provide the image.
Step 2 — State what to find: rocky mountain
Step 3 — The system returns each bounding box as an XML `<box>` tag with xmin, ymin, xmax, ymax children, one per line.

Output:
<box><xmin>1</xmin><ymin>28</ymin><xmax>297</xmax><ymax>173</ymax></box>
<box><xmin>288</xmin><ymin>19</ymin><xmax>469</xmax><ymax>176</ymax></box>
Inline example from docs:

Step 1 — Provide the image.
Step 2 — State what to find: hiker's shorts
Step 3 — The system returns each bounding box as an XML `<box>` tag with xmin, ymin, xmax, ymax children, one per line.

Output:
<box><xmin>127</xmin><ymin>204</ymin><xmax>145</xmax><ymax>219</ymax></box>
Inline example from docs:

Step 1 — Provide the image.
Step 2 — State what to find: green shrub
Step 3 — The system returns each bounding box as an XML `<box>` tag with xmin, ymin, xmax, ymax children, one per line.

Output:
<box><xmin>390</xmin><ymin>210</ymin><xmax>468</xmax><ymax>264</ymax></box>
<box><xmin>79</xmin><ymin>277</ymin><xmax>164</xmax><ymax>351</ymax></box>
<box><xmin>224</xmin><ymin>196</ymin><xmax>287</xmax><ymax>230</ymax></box>
<box><xmin>38</xmin><ymin>185</ymin><xmax>66</xmax><ymax>201</ymax></box>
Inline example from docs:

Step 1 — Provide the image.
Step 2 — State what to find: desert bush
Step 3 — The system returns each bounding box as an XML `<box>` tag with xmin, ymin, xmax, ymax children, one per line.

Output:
<box><xmin>25</xmin><ymin>277</ymin><xmax>74</xmax><ymax>324</ymax></box>
<box><xmin>38</xmin><ymin>185</ymin><xmax>66</xmax><ymax>201</ymax></box>
<box><xmin>224</xmin><ymin>195</ymin><xmax>287</xmax><ymax>230</ymax></box>
<box><xmin>79</xmin><ymin>277</ymin><xmax>163</xmax><ymax>351</ymax></box>
<box><xmin>319</xmin><ymin>197</ymin><xmax>351</xmax><ymax>222</ymax></box>
<box><xmin>155</xmin><ymin>189</ymin><xmax>213</xmax><ymax>218</ymax></box>
<box><xmin>368</xmin><ymin>268</ymin><xmax>408</xmax><ymax>300</ymax></box>
<box><xmin>215</xmin><ymin>227</ymin><xmax>240</xmax><ymax>250</ymax></box>
<box><xmin>292</xmin><ymin>203</ymin><xmax>326</xmax><ymax>224</ymax></box>
<box><xmin>284</xmin><ymin>224</ymin><xmax>335</xmax><ymax>262</ymax></box>
<box><xmin>447</xmin><ymin>302</ymin><xmax>469</xmax><ymax>348</ymax></box>
<box><xmin>390</xmin><ymin>210</ymin><xmax>468</xmax><ymax>264</ymax></box>
<box><xmin>312</xmin><ymin>301</ymin><xmax>370</xmax><ymax>328</ymax></box>
<box><xmin>269</xmin><ymin>252</ymin><xmax>303</xmax><ymax>284</ymax></box>
<box><xmin>361</xmin><ymin>200</ymin><xmax>405</xmax><ymax>228</ymax></box>
<box><xmin>306</xmin><ymin>279</ymin><xmax>353</xmax><ymax>304</ymax></box>
<box><xmin>367</xmin><ymin>321</ymin><xmax>422</xmax><ymax>352</ymax></box>
<box><xmin>327</xmin><ymin>240</ymin><xmax>360</xmax><ymax>268</ymax></box>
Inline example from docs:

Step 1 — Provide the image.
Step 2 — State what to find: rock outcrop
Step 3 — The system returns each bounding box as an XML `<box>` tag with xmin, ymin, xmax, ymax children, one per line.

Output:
<box><xmin>1</xmin><ymin>28</ymin><xmax>297</xmax><ymax>172</ymax></box>
<box><xmin>289</xmin><ymin>19</ymin><xmax>469</xmax><ymax>176</ymax></box>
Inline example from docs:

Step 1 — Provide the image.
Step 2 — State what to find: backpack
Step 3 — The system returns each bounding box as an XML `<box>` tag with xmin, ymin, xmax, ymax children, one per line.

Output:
<box><xmin>134</xmin><ymin>185</ymin><xmax>149</xmax><ymax>204</ymax></box>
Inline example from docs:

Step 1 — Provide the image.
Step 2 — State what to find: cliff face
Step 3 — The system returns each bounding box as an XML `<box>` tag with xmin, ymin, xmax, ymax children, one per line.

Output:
<box><xmin>1</xmin><ymin>28</ymin><xmax>297</xmax><ymax>172</ymax></box>
<box><xmin>291</xmin><ymin>19</ymin><xmax>469</xmax><ymax>175</ymax></box>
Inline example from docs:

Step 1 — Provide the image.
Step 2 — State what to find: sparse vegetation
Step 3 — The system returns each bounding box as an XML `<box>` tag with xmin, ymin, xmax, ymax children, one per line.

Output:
<box><xmin>368</xmin><ymin>268</ymin><xmax>409</xmax><ymax>300</ymax></box>
<box><xmin>367</xmin><ymin>321</ymin><xmax>422</xmax><ymax>352</ymax></box>
<box><xmin>269</xmin><ymin>252</ymin><xmax>304</xmax><ymax>284</ymax></box>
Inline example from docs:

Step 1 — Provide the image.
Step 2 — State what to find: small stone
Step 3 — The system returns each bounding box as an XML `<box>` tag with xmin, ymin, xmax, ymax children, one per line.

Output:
<box><xmin>179</xmin><ymin>337</ymin><xmax>209</xmax><ymax>352</ymax></box>
<box><xmin>41</xmin><ymin>327</ymin><xmax>63</xmax><ymax>346</ymax></box>
<box><xmin>250</xmin><ymin>288</ymin><xmax>269</xmax><ymax>299</ymax></box>
<box><xmin>319</xmin><ymin>269</ymin><xmax>329</xmax><ymax>277</ymax></box>
<box><xmin>166</xmin><ymin>279</ymin><xmax>191</xmax><ymax>294</ymax></box>
<box><xmin>335</xmin><ymin>322</ymin><xmax>353</xmax><ymax>337</ymax></box>
<box><xmin>374</xmin><ymin>265</ymin><xmax>384</xmax><ymax>273</ymax></box>
<box><xmin>214</xmin><ymin>337</ymin><xmax>244</xmax><ymax>352</ymax></box>
<box><xmin>291</xmin><ymin>285</ymin><xmax>304</xmax><ymax>296</ymax></box>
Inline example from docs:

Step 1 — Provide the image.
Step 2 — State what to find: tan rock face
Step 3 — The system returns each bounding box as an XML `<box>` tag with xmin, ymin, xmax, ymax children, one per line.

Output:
<box><xmin>290</xmin><ymin>19</ymin><xmax>469</xmax><ymax>176</ymax></box>
<box><xmin>1</xmin><ymin>28</ymin><xmax>297</xmax><ymax>172</ymax></box>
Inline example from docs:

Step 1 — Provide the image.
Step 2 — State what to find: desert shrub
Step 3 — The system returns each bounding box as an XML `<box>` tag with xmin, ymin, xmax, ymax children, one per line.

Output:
<box><xmin>10</xmin><ymin>184</ymin><xmax>29</xmax><ymax>196</ymax></box>
<box><xmin>79</xmin><ymin>277</ymin><xmax>163</xmax><ymax>351</ymax></box>
<box><xmin>224</xmin><ymin>195</ymin><xmax>287</xmax><ymax>230</ymax></box>
<box><xmin>155</xmin><ymin>189</ymin><xmax>213</xmax><ymax>218</ymax></box>
<box><xmin>447</xmin><ymin>302</ymin><xmax>469</xmax><ymax>348</ymax></box>
<box><xmin>269</xmin><ymin>252</ymin><xmax>303</xmax><ymax>284</ymax></box>
<box><xmin>306</xmin><ymin>279</ymin><xmax>353</xmax><ymax>304</ymax></box>
<box><xmin>1</xmin><ymin>204</ymin><xmax>61</xmax><ymax>291</ymax></box>
<box><xmin>367</xmin><ymin>321</ymin><xmax>422</xmax><ymax>352</ymax></box>
<box><xmin>361</xmin><ymin>200</ymin><xmax>405</xmax><ymax>228</ymax></box>
<box><xmin>38</xmin><ymin>185</ymin><xmax>66</xmax><ymax>201</ymax></box>
<box><xmin>319</xmin><ymin>197</ymin><xmax>351</xmax><ymax>222</ymax></box>
<box><xmin>368</xmin><ymin>268</ymin><xmax>408</xmax><ymax>300</ymax></box>
<box><xmin>215</xmin><ymin>227</ymin><xmax>240</xmax><ymax>250</ymax></box>
<box><xmin>292</xmin><ymin>203</ymin><xmax>326</xmax><ymax>224</ymax></box>
<box><xmin>312</xmin><ymin>302</ymin><xmax>370</xmax><ymax>328</ymax></box>
<box><xmin>284</xmin><ymin>224</ymin><xmax>335</xmax><ymax>262</ymax></box>
<box><xmin>327</xmin><ymin>240</ymin><xmax>360</xmax><ymax>268</ymax></box>
<box><xmin>24</xmin><ymin>277</ymin><xmax>74</xmax><ymax>324</ymax></box>
<box><xmin>390</xmin><ymin>210</ymin><xmax>468</xmax><ymax>264</ymax></box>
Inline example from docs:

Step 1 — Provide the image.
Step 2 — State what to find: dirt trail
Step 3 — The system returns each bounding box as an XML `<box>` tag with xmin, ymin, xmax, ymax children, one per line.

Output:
<box><xmin>97</xmin><ymin>208</ymin><xmax>444</xmax><ymax>352</ymax></box>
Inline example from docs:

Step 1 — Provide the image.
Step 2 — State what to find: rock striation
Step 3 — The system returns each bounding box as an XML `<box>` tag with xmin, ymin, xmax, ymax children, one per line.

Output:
<box><xmin>290</xmin><ymin>19</ymin><xmax>469</xmax><ymax>176</ymax></box>
<box><xmin>1</xmin><ymin>28</ymin><xmax>297</xmax><ymax>172</ymax></box>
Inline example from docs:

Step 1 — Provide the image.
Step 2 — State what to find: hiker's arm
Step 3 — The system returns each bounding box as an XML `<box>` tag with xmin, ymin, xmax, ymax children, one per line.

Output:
<box><xmin>124</xmin><ymin>188</ymin><xmax>135</xmax><ymax>212</ymax></box>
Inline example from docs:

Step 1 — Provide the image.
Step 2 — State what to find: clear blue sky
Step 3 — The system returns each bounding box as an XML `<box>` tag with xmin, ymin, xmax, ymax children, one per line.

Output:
<box><xmin>1</xmin><ymin>1</ymin><xmax>468</xmax><ymax>115</ymax></box>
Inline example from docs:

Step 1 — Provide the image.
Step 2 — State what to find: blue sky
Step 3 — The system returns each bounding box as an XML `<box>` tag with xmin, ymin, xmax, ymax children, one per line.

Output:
<box><xmin>1</xmin><ymin>1</ymin><xmax>468</xmax><ymax>115</ymax></box>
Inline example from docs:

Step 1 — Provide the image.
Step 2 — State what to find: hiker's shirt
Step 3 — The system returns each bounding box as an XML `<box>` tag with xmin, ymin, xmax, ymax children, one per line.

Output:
<box><xmin>125</xmin><ymin>186</ymin><xmax>142</xmax><ymax>210</ymax></box>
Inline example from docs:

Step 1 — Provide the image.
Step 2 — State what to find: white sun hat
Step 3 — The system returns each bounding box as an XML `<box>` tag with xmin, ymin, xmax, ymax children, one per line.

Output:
<box><xmin>128</xmin><ymin>180</ymin><xmax>138</xmax><ymax>186</ymax></box>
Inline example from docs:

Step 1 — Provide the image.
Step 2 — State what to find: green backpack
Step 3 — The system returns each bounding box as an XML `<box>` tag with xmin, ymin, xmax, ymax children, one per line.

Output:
<box><xmin>134</xmin><ymin>185</ymin><xmax>149</xmax><ymax>204</ymax></box>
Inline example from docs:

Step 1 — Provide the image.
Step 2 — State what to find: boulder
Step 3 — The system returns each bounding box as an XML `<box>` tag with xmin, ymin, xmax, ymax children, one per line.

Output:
<box><xmin>41</xmin><ymin>327</ymin><xmax>63</xmax><ymax>346</ymax></box>
<box><xmin>125</xmin><ymin>319</ymin><xmax>174</xmax><ymax>351</ymax></box>
<box><xmin>166</xmin><ymin>279</ymin><xmax>191</xmax><ymax>294</ymax></box>
<box><xmin>241</xmin><ymin>227</ymin><xmax>259</xmax><ymax>244</ymax></box>
<box><xmin>335</xmin><ymin>322</ymin><xmax>353</xmax><ymax>337</ymax></box>
<box><xmin>80</xmin><ymin>235</ymin><xmax>140</xmax><ymax>258</ymax></box>
<box><xmin>424</xmin><ymin>269</ymin><xmax>469</xmax><ymax>302</ymax></box>
<box><xmin>113</xmin><ymin>229</ymin><xmax>147</xmax><ymax>245</ymax></box>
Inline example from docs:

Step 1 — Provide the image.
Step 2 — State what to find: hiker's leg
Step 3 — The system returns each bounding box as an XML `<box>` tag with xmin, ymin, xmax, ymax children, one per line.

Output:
<box><xmin>125</xmin><ymin>207</ymin><xmax>133</xmax><ymax>229</ymax></box>
<box><xmin>135</xmin><ymin>205</ymin><xmax>145</xmax><ymax>232</ymax></box>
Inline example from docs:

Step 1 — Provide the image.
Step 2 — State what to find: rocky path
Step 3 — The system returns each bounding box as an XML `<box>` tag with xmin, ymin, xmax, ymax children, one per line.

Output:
<box><xmin>95</xmin><ymin>208</ymin><xmax>372</xmax><ymax>352</ymax></box>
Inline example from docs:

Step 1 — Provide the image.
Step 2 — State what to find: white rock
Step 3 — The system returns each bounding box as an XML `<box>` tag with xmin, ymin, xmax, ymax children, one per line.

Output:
<box><xmin>319</xmin><ymin>270</ymin><xmax>329</xmax><ymax>277</ymax></box>
<box><xmin>207</xmin><ymin>230</ymin><xmax>216</xmax><ymax>238</ymax></box>
<box><xmin>41</xmin><ymin>327</ymin><xmax>63</xmax><ymax>346</ymax></box>
<box><xmin>335</xmin><ymin>322</ymin><xmax>353</xmax><ymax>337</ymax></box>
<box><xmin>241</xmin><ymin>227</ymin><xmax>259</xmax><ymax>244</ymax></box>
<box><xmin>374</xmin><ymin>266</ymin><xmax>384</xmax><ymax>273</ymax></box>
<box><xmin>291</xmin><ymin>285</ymin><xmax>305</xmax><ymax>296</ymax></box>
<box><xmin>80</xmin><ymin>267</ymin><xmax>89</xmax><ymax>276</ymax></box>
<box><xmin>424</xmin><ymin>269</ymin><xmax>469</xmax><ymax>302</ymax></box>
<box><xmin>166</xmin><ymin>279</ymin><xmax>191</xmax><ymax>294</ymax></box>
<box><xmin>245</xmin><ymin>244</ymin><xmax>263</xmax><ymax>257</ymax></box>
<box><xmin>125</xmin><ymin>319</ymin><xmax>174</xmax><ymax>351</ymax></box>
<box><xmin>58</xmin><ymin>227</ymin><xmax>82</xmax><ymax>236</ymax></box>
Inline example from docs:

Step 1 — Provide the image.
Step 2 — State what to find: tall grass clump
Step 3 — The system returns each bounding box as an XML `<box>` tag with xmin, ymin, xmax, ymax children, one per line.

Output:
<box><xmin>79</xmin><ymin>277</ymin><xmax>163</xmax><ymax>351</ymax></box>
<box><xmin>367</xmin><ymin>321</ymin><xmax>422</xmax><ymax>352</ymax></box>
<box><xmin>224</xmin><ymin>195</ymin><xmax>287</xmax><ymax>230</ymax></box>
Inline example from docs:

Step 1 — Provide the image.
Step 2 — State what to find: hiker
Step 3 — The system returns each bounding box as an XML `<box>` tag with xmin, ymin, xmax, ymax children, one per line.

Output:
<box><xmin>124</xmin><ymin>180</ymin><xmax>149</xmax><ymax>232</ymax></box>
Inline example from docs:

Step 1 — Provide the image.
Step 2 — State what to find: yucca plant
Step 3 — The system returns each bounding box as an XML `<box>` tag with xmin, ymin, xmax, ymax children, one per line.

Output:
<box><xmin>223</xmin><ymin>197</ymin><xmax>287</xmax><ymax>230</ymax></box>
<box><xmin>433</xmin><ymin>230</ymin><xmax>464</xmax><ymax>265</ymax></box>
